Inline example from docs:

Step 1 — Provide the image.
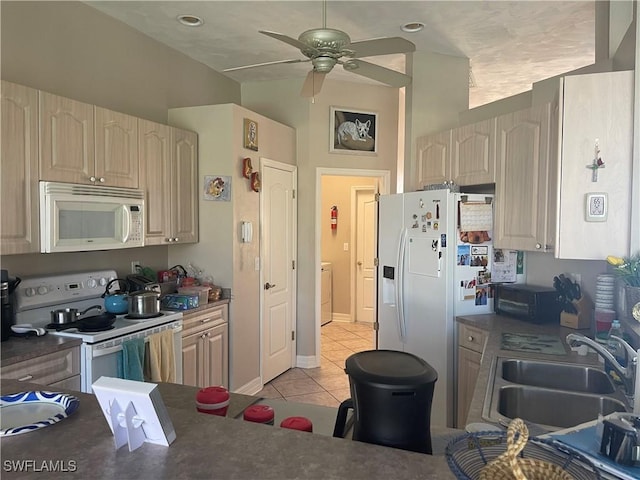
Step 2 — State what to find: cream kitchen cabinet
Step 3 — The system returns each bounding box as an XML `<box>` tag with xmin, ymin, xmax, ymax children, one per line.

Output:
<box><xmin>1</xmin><ymin>81</ymin><xmax>40</xmax><ymax>255</ymax></box>
<box><xmin>494</xmin><ymin>102</ymin><xmax>557</xmax><ymax>252</ymax></box>
<box><xmin>40</xmin><ymin>91</ymin><xmax>138</xmax><ymax>188</ymax></box>
<box><xmin>140</xmin><ymin>119</ymin><xmax>198</xmax><ymax>245</ymax></box>
<box><xmin>1</xmin><ymin>346</ymin><xmax>81</xmax><ymax>391</ymax></box>
<box><xmin>451</xmin><ymin>118</ymin><xmax>496</xmax><ymax>185</ymax></box>
<box><xmin>456</xmin><ymin>323</ymin><xmax>487</xmax><ymax>428</ymax></box>
<box><xmin>416</xmin><ymin>130</ymin><xmax>451</xmax><ymax>187</ymax></box>
<box><xmin>555</xmin><ymin>70</ymin><xmax>633</xmax><ymax>260</ymax></box>
<box><xmin>416</xmin><ymin>118</ymin><xmax>496</xmax><ymax>189</ymax></box>
<box><xmin>181</xmin><ymin>304</ymin><xmax>229</xmax><ymax>388</ymax></box>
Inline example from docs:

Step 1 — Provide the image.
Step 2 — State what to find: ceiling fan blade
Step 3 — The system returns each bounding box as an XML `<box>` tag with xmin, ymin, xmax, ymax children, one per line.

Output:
<box><xmin>349</xmin><ymin>37</ymin><xmax>416</xmax><ymax>58</ymax></box>
<box><xmin>259</xmin><ymin>30</ymin><xmax>319</xmax><ymax>55</ymax></box>
<box><xmin>300</xmin><ymin>71</ymin><xmax>326</xmax><ymax>97</ymax></box>
<box><xmin>343</xmin><ymin>59</ymin><xmax>412</xmax><ymax>88</ymax></box>
<box><xmin>223</xmin><ymin>58</ymin><xmax>308</xmax><ymax>72</ymax></box>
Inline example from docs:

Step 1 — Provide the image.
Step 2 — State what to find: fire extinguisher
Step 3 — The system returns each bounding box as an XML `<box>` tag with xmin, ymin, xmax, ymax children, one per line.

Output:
<box><xmin>331</xmin><ymin>206</ymin><xmax>338</xmax><ymax>230</ymax></box>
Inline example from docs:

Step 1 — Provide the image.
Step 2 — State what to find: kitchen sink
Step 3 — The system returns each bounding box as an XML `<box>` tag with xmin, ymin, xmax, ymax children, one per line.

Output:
<box><xmin>501</xmin><ymin>358</ymin><xmax>616</xmax><ymax>394</ymax></box>
<box><xmin>496</xmin><ymin>385</ymin><xmax>627</xmax><ymax>429</ymax></box>
<box><xmin>483</xmin><ymin>357</ymin><xmax>630</xmax><ymax>430</ymax></box>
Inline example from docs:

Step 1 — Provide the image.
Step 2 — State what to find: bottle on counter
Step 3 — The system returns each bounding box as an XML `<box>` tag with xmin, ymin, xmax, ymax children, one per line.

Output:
<box><xmin>606</xmin><ymin>319</ymin><xmax>626</xmax><ymax>368</ymax></box>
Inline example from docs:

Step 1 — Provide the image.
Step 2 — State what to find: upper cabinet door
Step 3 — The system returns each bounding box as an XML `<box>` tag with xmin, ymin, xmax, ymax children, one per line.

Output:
<box><xmin>494</xmin><ymin>104</ymin><xmax>552</xmax><ymax>251</ymax></box>
<box><xmin>451</xmin><ymin>118</ymin><xmax>496</xmax><ymax>185</ymax></box>
<box><xmin>416</xmin><ymin>130</ymin><xmax>451</xmax><ymax>188</ymax></box>
<box><xmin>95</xmin><ymin>107</ymin><xmax>139</xmax><ymax>188</ymax></box>
<box><xmin>1</xmin><ymin>81</ymin><xmax>40</xmax><ymax>255</ymax></box>
<box><xmin>139</xmin><ymin>119</ymin><xmax>172</xmax><ymax>245</ymax></box>
<box><xmin>172</xmin><ymin>128</ymin><xmax>198</xmax><ymax>244</ymax></box>
<box><xmin>39</xmin><ymin>91</ymin><xmax>94</xmax><ymax>184</ymax></box>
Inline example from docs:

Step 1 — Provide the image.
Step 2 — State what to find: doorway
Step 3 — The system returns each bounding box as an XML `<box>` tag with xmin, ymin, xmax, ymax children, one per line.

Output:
<box><xmin>316</xmin><ymin>168</ymin><xmax>390</xmax><ymax>365</ymax></box>
<box><xmin>261</xmin><ymin>158</ymin><xmax>297</xmax><ymax>384</ymax></box>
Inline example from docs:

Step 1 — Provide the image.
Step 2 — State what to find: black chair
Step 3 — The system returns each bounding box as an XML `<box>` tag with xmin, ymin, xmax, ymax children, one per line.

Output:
<box><xmin>332</xmin><ymin>349</ymin><xmax>438</xmax><ymax>454</ymax></box>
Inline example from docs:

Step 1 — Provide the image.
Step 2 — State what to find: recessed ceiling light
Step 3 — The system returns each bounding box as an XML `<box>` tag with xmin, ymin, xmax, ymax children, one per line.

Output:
<box><xmin>177</xmin><ymin>14</ymin><xmax>204</xmax><ymax>27</ymax></box>
<box><xmin>401</xmin><ymin>22</ymin><xmax>424</xmax><ymax>33</ymax></box>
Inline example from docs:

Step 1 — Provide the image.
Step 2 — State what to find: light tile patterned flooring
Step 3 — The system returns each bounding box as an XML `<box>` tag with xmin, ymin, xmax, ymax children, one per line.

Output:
<box><xmin>256</xmin><ymin>321</ymin><xmax>375</xmax><ymax>408</ymax></box>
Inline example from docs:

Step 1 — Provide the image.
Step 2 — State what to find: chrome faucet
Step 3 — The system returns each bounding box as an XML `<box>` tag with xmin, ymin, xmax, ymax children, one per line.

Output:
<box><xmin>566</xmin><ymin>333</ymin><xmax>639</xmax><ymax>408</ymax></box>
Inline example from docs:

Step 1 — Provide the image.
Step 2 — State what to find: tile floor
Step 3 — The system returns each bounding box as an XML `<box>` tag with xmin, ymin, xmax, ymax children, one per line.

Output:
<box><xmin>257</xmin><ymin>321</ymin><xmax>375</xmax><ymax>408</ymax></box>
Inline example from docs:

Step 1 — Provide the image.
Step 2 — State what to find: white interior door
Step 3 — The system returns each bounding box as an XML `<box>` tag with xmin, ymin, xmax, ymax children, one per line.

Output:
<box><xmin>261</xmin><ymin>159</ymin><xmax>297</xmax><ymax>384</ymax></box>
<box><xmin>355</xmin><ymin>188</ymin><xmax>376</xmax><ymax>323</ymax></box>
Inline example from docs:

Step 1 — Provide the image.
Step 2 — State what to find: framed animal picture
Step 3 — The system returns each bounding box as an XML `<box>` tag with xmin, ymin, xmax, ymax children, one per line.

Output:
<box><xmin>203</xmin><ymin>175</ymin><xmax>231</xmax><ymax>201</ymax></box>
<box><xmin>330</xmin><ymin>107</ymin><xmax>378</xmax><ymax>155</ymax></box>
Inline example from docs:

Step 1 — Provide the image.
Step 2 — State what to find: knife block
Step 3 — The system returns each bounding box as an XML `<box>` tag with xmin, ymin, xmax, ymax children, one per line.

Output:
<box><xmin>560</xmin><ymin>294</ymin><xmax>594</xmax><ymax>329</ymax></box>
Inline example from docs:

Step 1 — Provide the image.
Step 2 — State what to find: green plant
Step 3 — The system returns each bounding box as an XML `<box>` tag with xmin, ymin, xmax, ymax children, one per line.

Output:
<box><xmin>607</xmin><ymin>253</ymin><xmax>640</xmax><ymax>287</ymax></box>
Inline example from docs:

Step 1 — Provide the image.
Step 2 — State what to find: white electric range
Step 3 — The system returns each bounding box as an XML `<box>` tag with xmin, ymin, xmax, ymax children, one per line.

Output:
<box><xmin>14</xmin><ymin>270</ymin><xmax>183</xmax><ymax>393</ymax></box>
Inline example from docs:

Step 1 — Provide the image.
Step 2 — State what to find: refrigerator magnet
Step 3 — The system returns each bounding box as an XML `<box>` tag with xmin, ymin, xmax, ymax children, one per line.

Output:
<box><xmin>433</xmin><ymin>222</ymin><xmax>439</xmax><ymax>230</ymax></box>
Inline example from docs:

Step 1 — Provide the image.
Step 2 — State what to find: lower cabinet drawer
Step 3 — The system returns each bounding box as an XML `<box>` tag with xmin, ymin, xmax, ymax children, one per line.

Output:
<box><xmin>1</xmin><ymin>347</ymin><xmax>80</xmax><ymax>387</ymax></box>
<box><xmin>458</xmin><ymin>323</ymin><xmax>488</xmax><ymax>354</ymax></box>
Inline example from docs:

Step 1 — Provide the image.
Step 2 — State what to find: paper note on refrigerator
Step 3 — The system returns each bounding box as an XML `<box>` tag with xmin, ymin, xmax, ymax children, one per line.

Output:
<box><xmin>492</xmin><ymin>249</ymin><xmax>517</xmax><ymax>282</ymax></box>
<box><xmin>460</xmin><ymin>202</ymin><xmax>493</xmax><ymax>231</ymax></box>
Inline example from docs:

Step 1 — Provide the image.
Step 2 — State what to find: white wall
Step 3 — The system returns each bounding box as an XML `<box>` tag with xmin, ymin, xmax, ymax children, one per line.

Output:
<box><xmin>242</xmin><ymin>78</ymin><xmax>399</xmax><ymax>357</ymax></box>
<box><xmin>168</xmin><ymin>104</ymin><xmax>296</xmax><ymax>391</ymax></box>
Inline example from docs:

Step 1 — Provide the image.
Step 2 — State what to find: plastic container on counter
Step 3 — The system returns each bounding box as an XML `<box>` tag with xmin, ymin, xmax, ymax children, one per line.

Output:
<box><xmin>178</xmin><ymin>286</ymin><xmax>210</xmax><ymax>306</ymax></box>
<box><xmin>161</xmin><ymin>293</ymin><xmax>199</xmax><ymax>310</ymax></box>
<box><xmin>196</xmin><ymin>386</ymin><xmax>230</xmax><ymax>416</ymax></box>
<box><xmin>243</xmin><ymin>405</ymin><xmax>275</xmax><ymax>425</ymax></box>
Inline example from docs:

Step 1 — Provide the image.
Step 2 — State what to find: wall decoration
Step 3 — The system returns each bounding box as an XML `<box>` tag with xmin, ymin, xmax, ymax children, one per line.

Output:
<box><xmin>242</xmin><ymin>157</ymin><xmax>253</xmax><ymax>178</ymax></box>
<box><xmin>204</xmin><ymin>175</ymin><xmax>231</xmax><ymax>201</ymax></box>
<box><xmin>330</xmin><ymin>107</ymin><xmax>378</xmax><ymax>155</ymax></box>
<box><xmin>243</xmin><ymin>118</ymin><xmax>259</xmax><ymax>151</ymax></box>
<box><xmin>250</xmin><ymin>172</ymin><xmax>261</xmax><ymax>193</ymax></box>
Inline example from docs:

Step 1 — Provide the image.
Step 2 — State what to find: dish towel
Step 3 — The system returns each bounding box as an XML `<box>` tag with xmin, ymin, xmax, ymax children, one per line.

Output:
<box><xmin>117</xmin><ymin>337</ymin><xmax>145</xmax><ymax>382</ymax></box>
<box><xmin>146</xmin><ymin>330</ymin><xmax>176</xmax><ymax>383</ymax></box>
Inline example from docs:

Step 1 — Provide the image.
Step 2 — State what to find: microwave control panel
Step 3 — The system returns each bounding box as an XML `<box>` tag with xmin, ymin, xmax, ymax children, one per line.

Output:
<box><xmin>127</xmin><ymin>205</ymin><xmax>143</xmax><ymax>244</ymax></box>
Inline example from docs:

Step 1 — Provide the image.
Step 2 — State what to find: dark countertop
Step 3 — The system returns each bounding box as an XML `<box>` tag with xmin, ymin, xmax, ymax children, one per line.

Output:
<box><xmin>0</xmin><ymin>335</ymin><xmax>82</xmax><ymax>367</ymax></box>
<box><xmin>0</xmin><ymin>379</ymin><xmax>456</xmax><ymax>479</ymax></box>
<box><xmin>456</xmin><ymin>314</ymin><xmax>602</xmax><ymax>427</ymax></box>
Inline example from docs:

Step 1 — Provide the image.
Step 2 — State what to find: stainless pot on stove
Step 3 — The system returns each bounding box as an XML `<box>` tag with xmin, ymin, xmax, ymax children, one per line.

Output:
<box><xmin>50</xmin><ymin>305</ymin><xmax>103</xmax><ymax>325</ymax></box>
<box><xmin>128</xmin><ymin>291</ymin><xmax>161</xmax><ymax>318</ymax></box>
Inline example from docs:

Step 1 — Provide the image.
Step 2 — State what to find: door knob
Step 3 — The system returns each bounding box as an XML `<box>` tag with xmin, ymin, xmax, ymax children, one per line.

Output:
<box><xmin>264</xmin><ymin>282</ymin><xmax>276</xmax><ymax>290</ymax></box>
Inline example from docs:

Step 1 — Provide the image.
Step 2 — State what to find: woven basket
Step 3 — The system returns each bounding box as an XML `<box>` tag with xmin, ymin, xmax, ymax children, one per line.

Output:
<box><xmin>445</xmin><ymin>418</ymin><xmax>600</xmax><ymax>480</ymax></box>
<box><xmin>479</xmin><ymin>419</ymin><xmax>572</xmax><ymax>480</ymax></box>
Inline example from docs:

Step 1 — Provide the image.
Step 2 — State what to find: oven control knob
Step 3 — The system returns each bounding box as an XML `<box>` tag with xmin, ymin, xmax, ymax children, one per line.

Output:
<box><xmin>87</xmin><ymin>278</ymin><xmax>97</xmax><ymax>289</ymax></box>
<box><xmin>99</xmin><ymin>277</ymin><xmax>108</xmax><ymax>286</ymax></box>
<box><xmin>37</xmin><ymin>286</ymin><xmax>48</xmax><ymax>295</ymax></box>
<box><xmin>25</xmin><ymin>287</ymin><xmax>36</xmax><ymax>297</ymax></box>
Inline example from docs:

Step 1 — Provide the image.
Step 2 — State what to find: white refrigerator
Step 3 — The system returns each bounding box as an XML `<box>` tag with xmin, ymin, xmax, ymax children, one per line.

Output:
<box><xmin>377</xmin><ymin>189</ymin><xmax>495</xmax><ymax>428</ymax></box>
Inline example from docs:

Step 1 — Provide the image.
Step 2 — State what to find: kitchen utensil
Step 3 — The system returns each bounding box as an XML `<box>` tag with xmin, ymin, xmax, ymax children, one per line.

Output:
<box><xmin>101</xmin><ymin>278</ymin><xmax>129</xmax><ymax>314</ymax></box>
<box><xmin>11</xmin><ymin>324</ymin><xmax>46</xmax><ymax>336</ymax></box>
<box><xmin>77</xmin><ymin>312</ymin><xmax>116</xmax><ymax>330</ymax></box>
<box><xmin>127</xmin><ymin>290</ymin><xmax>161</xmax><ymax>318</ymax></box>
<box><xmin>50</xmin><ymin>305</ymin><xmax>102</xmax><ymax>325</ymax></box>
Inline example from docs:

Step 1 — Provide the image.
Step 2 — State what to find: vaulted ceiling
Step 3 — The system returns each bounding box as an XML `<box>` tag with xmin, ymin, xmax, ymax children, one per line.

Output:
<box><xmin>87</xmin><ymin>1</ymin><xmax>595</xmax><ymax>108</ymax></box>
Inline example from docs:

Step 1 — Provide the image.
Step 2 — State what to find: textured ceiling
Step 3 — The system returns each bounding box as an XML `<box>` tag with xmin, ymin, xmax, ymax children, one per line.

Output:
<box><xmin>87</xmin><ymin>1</ymin><xmax>595</xmax><ymax>108</ymax></box>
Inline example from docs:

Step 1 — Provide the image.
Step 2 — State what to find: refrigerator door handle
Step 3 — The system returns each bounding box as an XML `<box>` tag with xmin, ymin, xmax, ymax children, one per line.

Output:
<box><xmin>397</xmin><ymin>228</ymin><xmax>408</xmax><ymax>341</ymax></box>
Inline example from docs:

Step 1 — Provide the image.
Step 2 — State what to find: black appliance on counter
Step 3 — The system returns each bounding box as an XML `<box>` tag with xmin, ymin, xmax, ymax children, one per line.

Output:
<box><xmin>1</xmin><ymin>270</ymin><xmax>21</xmax><ymax>341</ymax></box>
<box><xmin>333</xmin><ymin>350</ymin><xmax>438</xmax><ymax>454</ymax></box>
<box><xmin>494</xmin><ymin>283</ymin><xmax>562</xmax><ymax>323</ymax></box>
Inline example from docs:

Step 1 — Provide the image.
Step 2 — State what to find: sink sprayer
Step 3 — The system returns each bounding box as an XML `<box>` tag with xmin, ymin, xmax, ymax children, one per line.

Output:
<box><xmin>566</xmin><ymin>333</ymin><xmax>640</xmax><ymax>413</ymax></box>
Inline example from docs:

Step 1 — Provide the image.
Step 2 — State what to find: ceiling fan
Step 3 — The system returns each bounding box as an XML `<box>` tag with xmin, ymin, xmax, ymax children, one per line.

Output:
<box><xmin>223</xmin><ymin>1</ymin><xmax>415</xmax><ymax>97</ymax></box>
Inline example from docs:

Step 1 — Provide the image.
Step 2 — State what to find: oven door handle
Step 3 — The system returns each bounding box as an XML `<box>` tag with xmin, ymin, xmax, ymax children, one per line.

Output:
<box><xmin>93</xmin><ymin>344</ymin><xmax>124</xmax><ymax>358</ymax></box>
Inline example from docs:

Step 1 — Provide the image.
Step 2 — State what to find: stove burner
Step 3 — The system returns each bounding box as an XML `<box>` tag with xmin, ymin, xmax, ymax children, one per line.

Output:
<box><xmin>46</xmin><ymin>323</ymin><xmax>77</xmax><ymax>331</ymax></box>
<box><xmin>124</xmin><ymin>312</ymin><xmax>164</xmax><ymax>320</ymax></box>
<box><xmin>78</xmin><ymin>324</ymin><xmax>115</xmax><ymax>333</ymax></box>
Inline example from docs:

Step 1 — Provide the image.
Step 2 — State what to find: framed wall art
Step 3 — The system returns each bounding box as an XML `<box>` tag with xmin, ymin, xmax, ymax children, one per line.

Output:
<box><xmin>330</xmin><ymin>107</ymin><xmax>378</xmax><ymax>155</ymax></box>
<box><xmin>243</xmin><ymin>118</ymin><xmax>259</xmax><ymax>151</ymax></box>
<box><xmin>203</xmin><ymin>175</ymin><xmax>231</xmax><ymax>201</ymax></box>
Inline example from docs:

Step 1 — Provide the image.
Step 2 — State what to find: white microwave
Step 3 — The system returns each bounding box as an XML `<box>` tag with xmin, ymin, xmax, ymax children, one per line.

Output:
<box><xmin>40</xmin><ymin>181</ymin><xmax>145</xmax><ymax>253</ymax></box>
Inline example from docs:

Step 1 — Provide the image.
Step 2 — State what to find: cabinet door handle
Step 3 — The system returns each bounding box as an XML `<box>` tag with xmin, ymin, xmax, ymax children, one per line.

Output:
<box><xmin>18</xmin><ymin>374</ymin><xmax>33</xmax><ymax>382</ymax></box>
<box><xmin>89</xmin><ymin>176</ymin><xmax>97</xmax><ymax>182</ymax></box>
<box><xmin>98</xmin><ymin>177</ymin><xmax>105</xmax><ymax>183</ymax></box>
<box><xmin>535</xmin><ymin>243</ymin><xmax>542</xmax><ymax>249</ymax></box>
<box><xmin>468</xmin><ymin>336</ymin><xmax>474</xmax><ymax>342</ymax></box>
<box><xmin>265</xmin><ymin>282</ymin><xmax>276</xmax><ymax>290</ymax></box>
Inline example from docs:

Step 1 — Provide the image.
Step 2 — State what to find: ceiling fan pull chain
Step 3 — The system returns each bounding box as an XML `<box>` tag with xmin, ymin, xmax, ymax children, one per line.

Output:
<box><xmin>322</xmin><ymin>0</ymin><xmax>327</xmax><ymax>29</ymax></box>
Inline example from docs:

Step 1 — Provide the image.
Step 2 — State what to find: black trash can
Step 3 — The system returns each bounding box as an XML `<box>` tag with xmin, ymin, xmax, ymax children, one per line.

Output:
<box><xmin>333</xmin><ymin>349</ymin><xmax>438</xmax><ymax>454</ymax></box>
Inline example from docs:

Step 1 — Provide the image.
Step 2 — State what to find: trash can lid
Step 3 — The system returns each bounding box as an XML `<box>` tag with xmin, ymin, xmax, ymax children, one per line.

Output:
<box><xmin>345</xmin><ymin>350</ymin><xmax>437</xmax><ymax>386</ymax></box>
